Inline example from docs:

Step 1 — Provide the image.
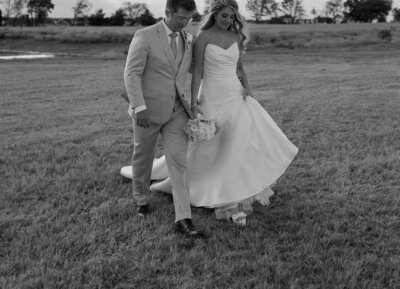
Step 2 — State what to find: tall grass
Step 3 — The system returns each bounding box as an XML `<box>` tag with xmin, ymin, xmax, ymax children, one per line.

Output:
<box><xmin>250</xmin><ymin>25</ymin><xmax>400</xmax><ymax>48</ymax></box>
<box><xmin>1</xmin><ymin>22</ymin><xmax>400</xmax><ymax>48</ymax></box>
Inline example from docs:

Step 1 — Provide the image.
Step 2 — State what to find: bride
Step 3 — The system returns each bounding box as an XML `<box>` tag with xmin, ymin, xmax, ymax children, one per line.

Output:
<box><xmin>123</xmin><ymin>0</ymin><xmax>298</xmax><ymax>225</ymax></box>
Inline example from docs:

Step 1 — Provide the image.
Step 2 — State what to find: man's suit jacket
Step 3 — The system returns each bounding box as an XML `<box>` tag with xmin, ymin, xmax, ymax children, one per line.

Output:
<box><xmin>124</xmin><ymin>21</ymin><xmax>194</xmax><ymax>124</ymax></box>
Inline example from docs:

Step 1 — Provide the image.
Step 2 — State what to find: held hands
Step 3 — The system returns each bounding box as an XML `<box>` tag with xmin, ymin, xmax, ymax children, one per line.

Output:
<box><xmin>135</xmin><ymin>110</ymin><xmax>150</xmax><ymax>128</ymax></box>
<box><xmin>191</xmin><ymin>104</ymin><xmax>203</xmax><ymax>118</ymax></box>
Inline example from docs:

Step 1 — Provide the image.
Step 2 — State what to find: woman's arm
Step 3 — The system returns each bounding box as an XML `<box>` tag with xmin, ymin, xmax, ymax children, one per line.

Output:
<box><xmin>191</xmin><ymin>32</ymin><xmax>207</xmax><ymax>112</ymax></box>
<box><xmin>236</xmin><ymin>39</ymin><xmax>253</xmax><ymax>97</ymax></box>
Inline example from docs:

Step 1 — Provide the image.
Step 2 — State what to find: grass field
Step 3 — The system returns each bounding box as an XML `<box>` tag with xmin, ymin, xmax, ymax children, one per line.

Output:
<box><xmin>1</xmin><ymin>25</ymin><xmax>400</xmax><ymax>288</ymax></box>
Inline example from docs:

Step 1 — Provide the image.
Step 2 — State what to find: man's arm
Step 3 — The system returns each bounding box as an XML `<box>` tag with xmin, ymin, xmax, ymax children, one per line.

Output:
<box><xmin>121</xmin><ymin>92</ymin><xmax>146</xmax><ymax>118</ymax></box>
<box><xmin>124</xmin><ymin>29</ymin><xmax>148</xmax><ymax>110</ymax></box>
<box><xmin>124</xmin><ymin>29</ymin><xmax>150</xmax><ymax>127</ymax></box>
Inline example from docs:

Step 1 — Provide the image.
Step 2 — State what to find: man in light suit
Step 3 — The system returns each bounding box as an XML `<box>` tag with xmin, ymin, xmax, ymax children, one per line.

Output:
<box><xmin>124</xmin><ymin>0</ymin><xmax>205</xmax><ymax>238</ymax></box>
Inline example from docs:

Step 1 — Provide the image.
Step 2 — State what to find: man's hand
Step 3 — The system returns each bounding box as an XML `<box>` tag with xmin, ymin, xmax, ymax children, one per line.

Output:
<box><xmin>191</xmin><ymin>104</ymin><xmax>203</xmax><ymax>118</ymax></box>
<box><xmin>128</xmin><ymin>105</ymin><xmax>134</xmax><ymax>118</ymax></box>
<box><xmin>135</xmin><ymin>110</ymin><xmax>150</xmax><ymax>128</ymax></box>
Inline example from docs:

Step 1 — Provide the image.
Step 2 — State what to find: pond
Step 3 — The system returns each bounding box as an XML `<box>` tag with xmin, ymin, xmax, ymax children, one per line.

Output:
<box><xmin>0</xmin><ymin>50</ymin><xmax>55</xmax><ymax>60</ymax></box>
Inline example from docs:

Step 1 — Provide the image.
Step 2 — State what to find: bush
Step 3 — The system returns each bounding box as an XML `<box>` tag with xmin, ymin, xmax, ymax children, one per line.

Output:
<box><xmin>0</xmin><ymin>29</ymin><xmax>28</xmax><ymax>39</ymax></box>
<box><xmin>252</xmin><ymin>34</ymin><xmax>261</xmax><ymax>45</ymax></box>
<box><xmin>377</xmin><ymin>29</ymin><xmax>392</xmax><ymax>41</ymax></box>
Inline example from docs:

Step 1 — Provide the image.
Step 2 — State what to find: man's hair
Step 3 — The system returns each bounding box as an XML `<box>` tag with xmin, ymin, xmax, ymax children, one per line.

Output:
<box><xmin>166</xmin><ymin>0</ymin><xmax>197</xmax><ymax>13</ymax></box>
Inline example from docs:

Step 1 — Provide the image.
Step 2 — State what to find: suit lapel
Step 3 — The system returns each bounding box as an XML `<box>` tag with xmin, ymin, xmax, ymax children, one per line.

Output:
<box><xmin>180</xmin><ymin>31</ymin><xmax>188</xmax><ymax>57</ymax></box>
<box><xmin>156</xmin><ymin>21</ymin><xmax>177</xmax><ymax>75</ymax></box>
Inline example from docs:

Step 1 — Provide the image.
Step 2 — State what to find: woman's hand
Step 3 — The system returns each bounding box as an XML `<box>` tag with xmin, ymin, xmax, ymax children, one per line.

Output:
<box><xmin>242</xmin><ymin>89</ymin><xmax>253</xmax><ymax>101</ymax></box>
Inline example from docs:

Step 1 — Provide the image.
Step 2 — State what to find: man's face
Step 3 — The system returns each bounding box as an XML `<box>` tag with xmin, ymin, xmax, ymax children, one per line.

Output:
<box><xmin>165</xmin><ymin>8</ymin><xmax>194</xmax><ymax>32</ymax></box>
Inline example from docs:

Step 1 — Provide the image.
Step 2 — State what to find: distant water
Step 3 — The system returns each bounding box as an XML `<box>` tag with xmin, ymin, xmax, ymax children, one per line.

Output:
<box><xmin>0</xmin><ymin>51</ymin><xmax>55</xmax><ymax>60</ymax></box>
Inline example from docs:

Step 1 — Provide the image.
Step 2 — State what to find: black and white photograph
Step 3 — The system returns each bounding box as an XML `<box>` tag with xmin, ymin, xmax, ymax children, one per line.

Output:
<box><xmin>1</xmin><ymin>0</ymin><xmax>400</xmax><ymax>288</ymax></box>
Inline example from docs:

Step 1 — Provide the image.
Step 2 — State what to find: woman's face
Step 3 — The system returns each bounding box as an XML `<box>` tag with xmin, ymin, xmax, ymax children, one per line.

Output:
<box><xmin>215</xmin><ymin>7</ymin><xmax>235</xmax><ymax>30</ymax></box>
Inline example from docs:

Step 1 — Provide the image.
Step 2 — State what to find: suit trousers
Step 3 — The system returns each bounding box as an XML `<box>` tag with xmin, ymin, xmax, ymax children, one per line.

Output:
<box><xmin>131</xmin><ymin>103</ymin><xmax>191</xmax><ymax>222</ymax></box>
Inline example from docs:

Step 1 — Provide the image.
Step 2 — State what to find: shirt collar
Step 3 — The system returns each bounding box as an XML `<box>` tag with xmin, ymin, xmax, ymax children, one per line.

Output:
<box><xmin>162</xmin><ymin>19</ymin><xmax>173</xmax><ymax>35</ymax></box>
<box><xmin>162</xmin><ymin>19</ymin><xmax>180</xmax><ymax>39</ymax></box>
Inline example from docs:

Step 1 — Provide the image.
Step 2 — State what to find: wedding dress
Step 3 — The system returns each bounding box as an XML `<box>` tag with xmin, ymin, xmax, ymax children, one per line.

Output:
<box><xmin>121</xmin><ymin>42</ymin><xmax>298</xmax><ymax>221</ymax></box>
<box><xmin>186</xmin><ymin>42</ymin><xmax>298</xmax><ymax>209</ymax></box>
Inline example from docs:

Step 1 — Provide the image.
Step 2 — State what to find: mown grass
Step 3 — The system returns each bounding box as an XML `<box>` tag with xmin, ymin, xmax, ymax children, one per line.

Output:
<box><xmin>1</xmin><ymin>39</ymin><xmax>400</xmax><ymax>288</ymax></box>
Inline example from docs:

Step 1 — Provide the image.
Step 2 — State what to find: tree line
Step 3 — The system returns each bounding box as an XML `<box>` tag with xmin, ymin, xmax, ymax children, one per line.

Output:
<box><xmin>71</xmin><ymin>1</ymin><xmax>161</xmax><ymax>26</ymax></box>
<box><xmin>0</xmin><ymin>0</ymin><xmax>54</xmax><ymax>26</ymax></box>
<box><xmin>0</xmin><ymin>0</ymin><xmax>201</xmax><ymax>26</ymax></box>
<box><xmin>246</xmin><ymin>0</ymin><xmax>399</xmax><ymax>23</ymax></box>
<box><xmin>0</xmin><ymin>0</ymin><xmax>399</xmax><ymax>27</ymax></box>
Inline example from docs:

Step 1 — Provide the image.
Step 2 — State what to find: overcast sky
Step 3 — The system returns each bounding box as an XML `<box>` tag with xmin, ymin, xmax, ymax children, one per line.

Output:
<box><xmin>50</xmin><ymin>0</ymin><xmax>400</xmax><ymax>18</ymax></box>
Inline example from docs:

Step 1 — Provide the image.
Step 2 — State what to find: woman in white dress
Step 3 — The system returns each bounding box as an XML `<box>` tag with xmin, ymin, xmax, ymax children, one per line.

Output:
<box><xmin>147</xmin><ymin>0</ymin><xmax>298</xmax><ymax>225</ymax></box>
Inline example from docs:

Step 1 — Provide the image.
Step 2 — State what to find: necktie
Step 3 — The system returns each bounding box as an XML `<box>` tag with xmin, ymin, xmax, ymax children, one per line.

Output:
<box><xmin>170</xmin><ymin>32</ymin><xmax>178</xmax><ymax>59</ymax></box>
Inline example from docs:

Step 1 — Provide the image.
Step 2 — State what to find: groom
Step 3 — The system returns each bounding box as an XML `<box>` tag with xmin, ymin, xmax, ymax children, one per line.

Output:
<box><xmin>124</xmin><ymin>0</ymin><xmax>205</xmax><ymax>238</ymax></box>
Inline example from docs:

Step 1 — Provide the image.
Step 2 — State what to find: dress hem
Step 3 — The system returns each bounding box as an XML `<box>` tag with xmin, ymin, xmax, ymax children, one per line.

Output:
<box><xmin>190</xmin><ymin>150</ymin><xmax>298</xmax><ymax>208</ymax></box>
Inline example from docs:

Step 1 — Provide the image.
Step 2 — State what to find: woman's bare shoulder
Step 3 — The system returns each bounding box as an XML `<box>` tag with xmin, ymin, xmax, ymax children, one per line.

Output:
<box><xmin>195</xmin><ymin>30</ymin><xmax>215</xmax><ymax>47</ymax></box>
<box><xmin>196</xmin><ymin>30</ymin><xmax>212</xmax><ymax>41</ymax></box>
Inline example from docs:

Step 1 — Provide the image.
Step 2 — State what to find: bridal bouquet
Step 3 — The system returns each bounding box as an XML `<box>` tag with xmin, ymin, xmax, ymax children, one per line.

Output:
<box><xmin>183</xmin><ymin>116</ymin><xmax>217</xmax><ymax>142</ymax></box>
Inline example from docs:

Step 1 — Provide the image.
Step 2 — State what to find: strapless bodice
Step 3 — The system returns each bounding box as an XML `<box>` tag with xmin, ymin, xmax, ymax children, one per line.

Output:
<box><xmin>198</xmin><ymin>42</ymin><xmax>243</xmax><ymax>119</ymax></box>
<box><xmin>203</xmin><ymin>43</ymin><xmax>239</xmax><ymax>80</ymax></box>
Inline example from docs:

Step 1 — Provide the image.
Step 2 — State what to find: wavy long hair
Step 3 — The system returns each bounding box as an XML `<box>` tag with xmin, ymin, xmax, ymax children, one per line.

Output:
<box><xmin>199</xmin><ymin>0</ymin><xmax>250</xmax><ymax>49</ymax></box>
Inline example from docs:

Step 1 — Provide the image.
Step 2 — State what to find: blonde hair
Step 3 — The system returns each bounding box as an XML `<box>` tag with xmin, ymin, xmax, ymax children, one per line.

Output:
<box><xmin>199</xmin><ymin>0</ymin><xmax>250</xmax><ymax>49</ymax></box>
